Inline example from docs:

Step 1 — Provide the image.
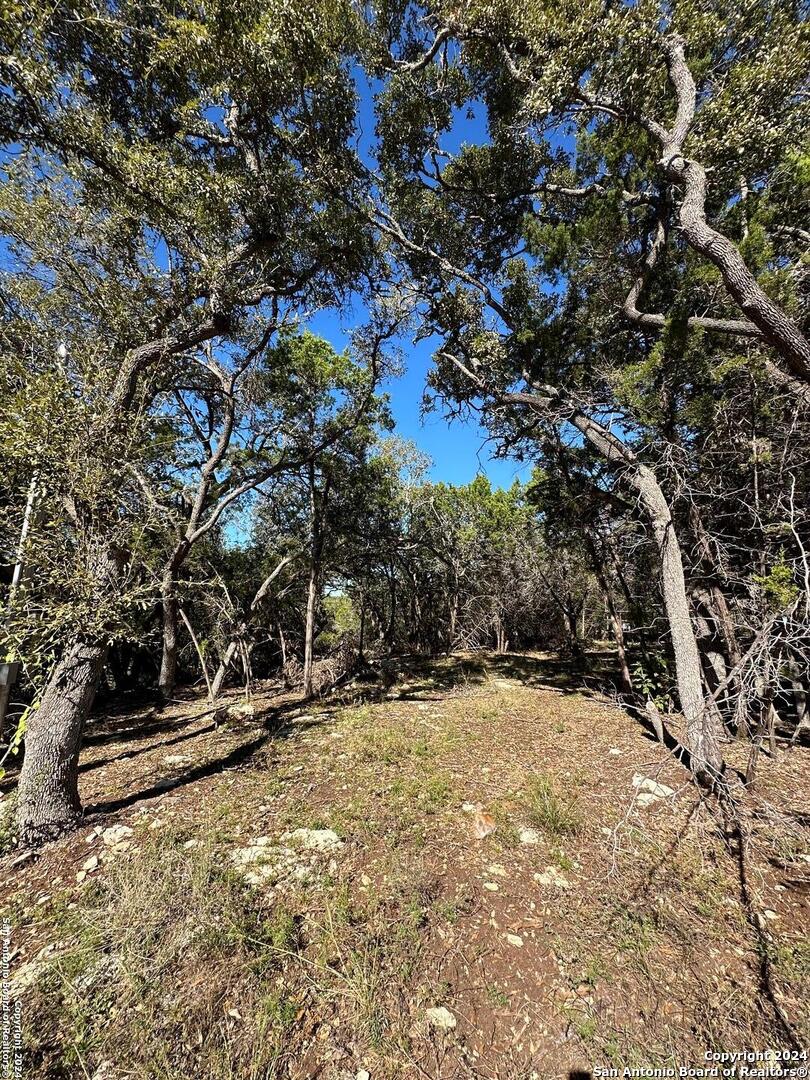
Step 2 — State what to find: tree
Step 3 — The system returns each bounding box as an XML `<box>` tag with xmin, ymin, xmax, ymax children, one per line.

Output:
<box><xmin>1</xmin><ymin>0</ymin><xmax>372</xmax><ymax>844</ymax></box>
<box><xmin>248</xmin><ymin>331</ymin><xmax>392</xmax><ymax>696</ymax></box>
<box><xmin>362</xmin><ymin>0</ymin><xmax>810</xmax><ymax>781</ymax></box>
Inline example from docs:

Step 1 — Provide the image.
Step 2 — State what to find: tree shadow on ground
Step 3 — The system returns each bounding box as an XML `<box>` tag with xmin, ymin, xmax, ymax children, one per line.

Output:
<box><xmin>367</xmin><ymin>648</ymin><xmax>626</xmax><ymax>703</ymax></box>
<box><xmin>82</xmin><ymin>707</ymin><xmax>217</xmax><ymax>748</ymax></box>
<box><xmin>79</xmin><ymin>720</ymin><xmax>220</xmax><ymax>774</ymax></box>
<box><xmin>82</xmin><ymin>695</ymin><xmax>328</xmax><ymax>819</ymax></box>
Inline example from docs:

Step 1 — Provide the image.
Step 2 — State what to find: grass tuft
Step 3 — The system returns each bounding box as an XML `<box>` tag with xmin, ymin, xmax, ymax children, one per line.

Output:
<box><xmin>525</xmin><ymin>772</ymin><xmax>581</xmax><ymax>840</ymax></box>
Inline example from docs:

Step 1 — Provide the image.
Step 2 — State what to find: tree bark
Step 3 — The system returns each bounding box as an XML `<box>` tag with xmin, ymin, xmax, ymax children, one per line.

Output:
<box><xmin>628</xmin><ymin>462</ymin><xmax>724</xmax><ymax>779</ymax></box>
<box><xmin>587</xmin><ymin>536</ymin><xmax>633</xmax><ymax>695</ymax></box>
<box><xmin>212</xmin><ymin>640</ymin><xmax>240</xmax><ymax>701</ymax></box>
<box><xmin>302</xmin><ymin>557</ymin><xmax>318</xmax><ymax>697</ymax></box>
<box><xmin>16</xmin><ymin>638</ymin><xmax>108</xmax><ymax>846</ymax></box>
<box><xmin>158</xmin><ymin>563</ymin><xmax>180</xmax><ymax>699</ymax></box>
<box><xmin>656</xmin><ymin>36</ymin><xmax>810</xmax><ymax>383</ymax></box>
<box><xmin>16</xmin><ymin>542</ymin><xmax>126</xmax><ymax>846</ymax></box>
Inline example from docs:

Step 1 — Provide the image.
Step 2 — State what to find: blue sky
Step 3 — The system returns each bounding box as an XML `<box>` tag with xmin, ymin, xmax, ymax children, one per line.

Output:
<box><xmin>306</xmin><ymin>73</ymin><xmax>532</xmax><ymax>490</ymax></box>
<box><xmin>307</xmin><ymin>306</ymin><xmax>531</xmax><ymax>489</ymax></box>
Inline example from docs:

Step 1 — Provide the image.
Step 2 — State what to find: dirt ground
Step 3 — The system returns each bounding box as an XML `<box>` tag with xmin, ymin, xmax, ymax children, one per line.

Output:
<box><xmin>1</xmin><ymin>651</ymin><xmax>808</xmax><ymax>1079</ymax></box>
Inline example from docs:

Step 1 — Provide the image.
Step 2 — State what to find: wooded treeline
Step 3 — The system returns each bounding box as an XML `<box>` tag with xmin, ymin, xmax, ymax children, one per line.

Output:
<box><xmin>0</xmin><ymin>0</ymin><xmax>808</xmax><ymax>846</ymax></box>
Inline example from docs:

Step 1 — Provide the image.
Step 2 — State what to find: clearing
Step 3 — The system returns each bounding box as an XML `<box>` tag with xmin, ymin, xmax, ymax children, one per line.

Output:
<box><xmin>1</xmin><ymin>651</ymin><xmax>808</xmax><ymax>1079</ymax></box>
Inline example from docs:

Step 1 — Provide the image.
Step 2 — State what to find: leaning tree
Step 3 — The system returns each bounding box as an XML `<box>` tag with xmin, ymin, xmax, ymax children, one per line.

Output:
<box><xmin>0</xmin><ymin>0</ymin><xmax>372</xmax><ymax>844</ymax></box>
<box><xmin>365</xmin><ymin>0</ymin><xmax>809</xmax><ymax>781</ymax></box>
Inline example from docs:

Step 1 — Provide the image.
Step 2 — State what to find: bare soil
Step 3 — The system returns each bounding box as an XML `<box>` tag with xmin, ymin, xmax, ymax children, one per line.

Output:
<box><xmin>1</xmin><ymin>651</ymin><xmax>808</xmax><ymax>1079</ymax></box>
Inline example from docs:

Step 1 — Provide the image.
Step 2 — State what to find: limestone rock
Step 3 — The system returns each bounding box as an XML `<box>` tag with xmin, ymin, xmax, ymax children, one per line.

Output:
<box><xmin>163</xmin><ymin>754</ymin><xmax>192</xmax><ymax>766</ymax></box>
<box><xmin>632</xmin><ymin>774</ymin><xmax>674</xmax><ymax>800</ymax></box>
<box><xmin>426</xmin><ymin>1006</ymin><xmax>457</xmax><ymax>1031</ymax></box>
<box><xmin>101</xmin><ymin>824</ymin><xmax>134</xmax><ymax>849</ymax></box>
<box><xmin>281</xmin><ymin>828</ymin><xmax>343</xmax><ymax>852</ymax></box>
<box><xmin>533</xmin><ymin>866</ymin><xmax>571</xmax><ymax>889</ymax></box>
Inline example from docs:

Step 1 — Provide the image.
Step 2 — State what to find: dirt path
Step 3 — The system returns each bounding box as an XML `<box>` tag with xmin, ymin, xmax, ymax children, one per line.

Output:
<box><xmin>2</xmin><ymin>653</ymin><xmax>808</xmax><ymax>1079</ymax></box>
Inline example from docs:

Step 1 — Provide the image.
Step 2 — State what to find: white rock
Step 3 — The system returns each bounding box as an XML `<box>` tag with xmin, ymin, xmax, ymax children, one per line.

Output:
<box><xmin>519</xmin><ymin>827</ymin><xmax>541</xmax><ymax>845</ymax></box>
<box><xmin>82</xmin><ymin>855</ymin><xmax>100</xmax><ymax>873</ymax></box>
<box><xmin>632</xmin><ymin>774</ymin><xmax>675</xmax><ymax>799</ymax></box>
<box><xmin>608</xmin><ymin>748</ymin><xmax>623</xmax><ymax>756</ymax></box>
<box><xmin>533</xmin><ymin>866</ymin><xmax>571</xmax><ymax>889</ymax></box>
<box><xmin>483</xmin><ymin>882</ymin><xmax>499</xmax><ymax>892</ymax></box>
<box><xmin>426</xmin><ymin>1006</ymin><xmax>457</xmax><ymax>1031</ymax></box>
<box><xmin>101</xmin><ymin>824</ymin><xmax>134</xmax><ymax>847</ymax></box>
<box><xmin>506</xmin><ymin>933</ymin><xmax>523</xmax><ymax>947</ymax></box>
<box><xmin>357</xmin><ymin>1071</ymin><xmax>371</xmax><ymax>1080</ymax></box>
<box><xmin>244</xmin><ymin>870</ymin><xmax>276</xmax><ymax>887</ymax></box>
<box><xmin>163</xmin><ymin>754</ymin><xmax>192</xmax><ymax>766</ymax></box>
<box><xmin>281</xmin><ymin>828</ymin><xmax>343</xmax><ymax>852</ymax></box>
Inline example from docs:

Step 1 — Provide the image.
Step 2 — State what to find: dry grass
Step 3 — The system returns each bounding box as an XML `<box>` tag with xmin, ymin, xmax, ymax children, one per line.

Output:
<box><xmin>23</xmin><ymin>831</ymin><xmax>305</xmax><ymax>1079</ymax></box>
<box><xmin>7</xmin><ymin>652</ymin><xmax>810</xmax><ymax>1078</ymax></box>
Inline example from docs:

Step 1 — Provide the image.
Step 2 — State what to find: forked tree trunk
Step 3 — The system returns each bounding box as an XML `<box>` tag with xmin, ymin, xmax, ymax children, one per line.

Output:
<box><xmin>16</xmin><ymin>638</ymin><xmax>108</xmax><ymax>846</ymax></box>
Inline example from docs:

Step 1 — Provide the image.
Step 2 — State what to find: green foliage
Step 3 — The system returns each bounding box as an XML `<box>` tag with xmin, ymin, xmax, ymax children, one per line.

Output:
<box><xmin>753</xmin><ymin>554</ymin><xmax>800</xmax><ymax>613</ymax></box>
<box><xmin>631</xmin><ymin>654</ymin><xmax>673</xmax><ymax>713</ymax></box>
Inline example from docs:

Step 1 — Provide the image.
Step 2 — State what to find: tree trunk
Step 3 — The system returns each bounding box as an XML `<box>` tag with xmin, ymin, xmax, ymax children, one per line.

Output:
<box><xmin>16</xmin><ymin>541</ymin><xmax>125</xmax><ymax>846</ymax></box>
<box><xmin>666</xmin><ymin>155</ymin><xmax>810</xmax><ymax>382</ymax></box>
<box><xmin>303</xmin><ymin>460</ymin><xmax>326</xmax><ymax>699</ymax></box>
<box><xmin>561</xmin><ymin>605</ymin><xmax>582</xmax><ymax>659</ymax></box>
<box><xmin>585</xmin><ymin>532</ymin><xmax>633</xmax><ymax>695</ymax></box>
<box><xmin>566</xmin><ymin>405</ymin><xmax>725</xmax><ymax>781</ymax></box>
<box><xmin>158</xmin><ymin>564</ymin><xmax>179</xmax><ymax>699</ymax></box>
<box><xmin>302</xmin><ymin>557</ymin><xmax>318</xmax><ymax>697</ymax></box>
<box><xmin>604</xmin><ymin>587</ymin><xmax>633</xmax><ymax>694</ymax></box>
<box><xmin>16</xmin><ymin>638</ymin><xmax>108</xmax><ymax>846</ymax></box>
<box><xmin>656</xmin><ymin>37</ymin><xmax>810</xmax><ymax>382</ymax></box>
<box><xmin>633</xmin><ymin>464</ymin><xmax>724</xmax><ymax>779</ymax></box>
<box><xmin>278</xmin><ymin>625</ymin><xmax>288</xmax><ymax>681</ymax></box>
<box><xmin>212</xmin><ymin>640</ymin><xmax>239</xmax><ymax>701</ymax></box>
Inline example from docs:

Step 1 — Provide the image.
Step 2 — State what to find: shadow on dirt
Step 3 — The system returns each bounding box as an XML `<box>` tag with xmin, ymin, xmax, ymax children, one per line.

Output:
<box><xmin>364</xmin><ymin>648</ymin><xmax>625</xmax><ymax>702</ymax></box>
<box><xmin>82</xmin><ymin>694</ymin><xmax>331</xmax><ymax>819</ymax></box>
